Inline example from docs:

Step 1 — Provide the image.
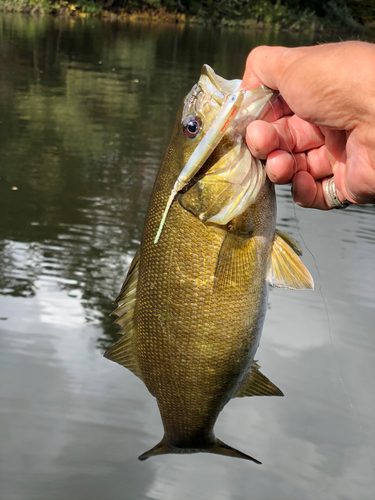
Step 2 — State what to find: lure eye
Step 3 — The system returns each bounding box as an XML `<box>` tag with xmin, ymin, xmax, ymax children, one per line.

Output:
<box><xmin>183</xmin><ymin>116</ymin><xmax>202</xmax><ymax>139</ymax></box>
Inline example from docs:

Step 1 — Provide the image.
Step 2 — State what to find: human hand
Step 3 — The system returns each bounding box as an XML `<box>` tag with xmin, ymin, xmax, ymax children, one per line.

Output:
<box><xmin>242</xmin><ymin>42</ymin><xmax>375</xmax><ymax>209</ymax></box>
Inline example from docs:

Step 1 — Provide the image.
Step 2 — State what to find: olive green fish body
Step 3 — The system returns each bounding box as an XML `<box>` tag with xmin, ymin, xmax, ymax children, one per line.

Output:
<box><xmin>105</xmin><ymin>66</ymin><xmax>314</xmax><ymax>462</ymax></box>
<box><xmin>139</xmin><ymin>167</ymin><xmax>275</xmax><ymax>445</ymax></box>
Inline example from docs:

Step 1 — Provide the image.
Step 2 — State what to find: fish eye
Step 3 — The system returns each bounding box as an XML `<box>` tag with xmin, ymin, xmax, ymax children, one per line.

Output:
<box><xmin>183</xmin><ymin>116</ymin><xmax>202</xmax><ymax>139</ymax></box>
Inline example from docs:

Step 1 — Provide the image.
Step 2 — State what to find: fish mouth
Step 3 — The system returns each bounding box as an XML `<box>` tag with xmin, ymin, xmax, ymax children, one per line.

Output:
<box><xmin>176</xmin><ymin>66</ymin><xmax>276</xmax><ymax>196</ymax></box>
<box><xmin>175</xmin><ymin>90</ymin><xmax>246</xmax><ymax>192</ymax></box>
<box><xmin>153</xmin><ymin>88</ymin><xmax>244</xmax><ymax>244</ymax></box>
<box><xmin>154</xmin><ymin>65</ymin><xmax>276</xmax><ymax>244</ymax></box>
<box><xmin>199</xmin><ymin>64</ymin><xmax>243</xmax><ymax>105</ymax></box>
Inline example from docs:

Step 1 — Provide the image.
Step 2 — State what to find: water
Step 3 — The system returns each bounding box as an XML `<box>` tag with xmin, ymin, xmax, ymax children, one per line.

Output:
<box><xmin>0</xmin><ymin>13</ymin><xmax>374</xmax><ymax>500</ymax></box>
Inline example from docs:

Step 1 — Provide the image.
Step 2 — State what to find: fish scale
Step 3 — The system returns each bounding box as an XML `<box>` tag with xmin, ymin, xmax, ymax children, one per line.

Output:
<box><xmin>105</xmin><ymin>65</ymin><xmax>313</xmax><ymax>462</ymax></box>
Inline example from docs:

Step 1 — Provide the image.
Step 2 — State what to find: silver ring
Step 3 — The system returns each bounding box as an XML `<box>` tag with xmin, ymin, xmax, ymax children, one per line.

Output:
<box><xmin>324</xmin><ymin>177</ymin><xmax>352</xmax><ymax>209</ymax></box>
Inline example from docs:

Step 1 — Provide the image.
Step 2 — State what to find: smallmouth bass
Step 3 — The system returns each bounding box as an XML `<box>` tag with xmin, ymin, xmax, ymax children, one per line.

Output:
<box><xmin>105</xmin><ymin>65</ymin><xmax>313</xmax><ymax>463</ymax></box>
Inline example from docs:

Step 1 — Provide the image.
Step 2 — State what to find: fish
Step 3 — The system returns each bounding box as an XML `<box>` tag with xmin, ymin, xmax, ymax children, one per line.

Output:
<box><xmin>105</xmin><ymin>65</ymin><xmax>314</xmax><ymax>464</ymax></box>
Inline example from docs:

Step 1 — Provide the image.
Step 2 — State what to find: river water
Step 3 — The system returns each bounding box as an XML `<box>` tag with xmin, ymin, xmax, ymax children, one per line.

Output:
<box><xmin>0</xmin><ymin>12</ymin><xmax>374</xmax><ymax>500</ymax></box>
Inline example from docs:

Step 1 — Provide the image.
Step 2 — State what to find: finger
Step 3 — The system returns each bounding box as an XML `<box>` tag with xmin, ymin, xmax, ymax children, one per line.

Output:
<box><xmin>266</xmin><ymin>147</ymin><xmax>335</xmax><ymax>185</ymax></box>
<box><xmin>305</xmin><ymin>145</ymin><xmax>334</xmax><ymax>180</ymax></box>
<box><xmin>329</xmin><ymin>163</ymin><xmax>357</xmax><ymax>204</ymax></box>
<box><xmin>246</xmin><ymin>115</ymin><xmax>325</xmax><ymax>159</ymax></box>
<box><xmin>243</xmin><ymin>46</ymin><xmax>294</xmax><ymax>91</ymax></box>
<box><xmin>266</xmin><ymin>150</ymin><xmax>306</xmax><ymax>184</ymax></box>
<box><xmin>333</xmin><ymin>125</ymin><xmax>375</xmax><ymax>205</ymax></box>
<box><xmin>239</xmin><ymin>68</ymin><xmax>266</xmax><ymax>91</ymax></box>
<box><xmin>246</xmin><ymin>120</ymin><xmax>279</xmax><ymax>160</ymax></box>
<box><xmin>246</xmin><ymin>119</ymin><xmax>296</xmax><ymax>160</ymax></box>
<box><xmin>261</xmin><ymin>95</ymin><xmax>292</xmax><ymax>122</ymax></box>
<box><xmin>321</xmin><ymin>176</ymin><xmax>354</xmax><ymax>208</ymax></box>
<box><xmin>272</xmin><ymin>115</ymin><xmax>325</xmax><ymax>152</ymax></box>
<box><xmin>292</xmin><ymin>171</ymin><xmax>332</xmax><ymax>210</ymax></box>
<box><xmin>240</xmin><ymin>45</ymin><xmax>297</xmax><ymax>99</ymax></box>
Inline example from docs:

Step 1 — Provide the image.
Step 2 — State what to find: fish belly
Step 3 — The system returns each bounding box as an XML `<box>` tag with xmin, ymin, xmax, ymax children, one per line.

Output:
<box><xmin>135</xmin><ymin>199</ymin><xmax>270</xmax><ymax>443</ymax></box>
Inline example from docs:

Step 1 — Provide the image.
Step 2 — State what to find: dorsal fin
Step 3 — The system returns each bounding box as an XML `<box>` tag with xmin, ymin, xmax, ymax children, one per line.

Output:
<box><xmin>115</xmin><ymin>248</ymin><xmax>140</xmax><ymax>305</ymax></box>
<box><xmin>267</xmin><ymin>231</ymin><xmax>314</xmax><ymax>290</ymax></box>
<box><xmin>234</xmin><ymin>361</ymin><xmax>283</xmax><ymax>398</ymax></box>
<box><xmin>104</xmin><ymin>248</ymin><xmax>143</xmax><ymax>381</ymax></box>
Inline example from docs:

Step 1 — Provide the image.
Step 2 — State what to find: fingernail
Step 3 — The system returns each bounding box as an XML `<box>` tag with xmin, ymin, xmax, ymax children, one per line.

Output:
<box><xmin>246</xmin><ymin>130</ymin><xmax>259</xmax><ymax>153</ymax></box>
<box><xmin>267</xmin><ymin>162</ymin><xmax>275</xmax><ymax>179</ymax></box>
<box><xmin>291</xmin><ymin>179</ymin><xmax>299</xmax><ymax>200</ymax></box>
<box><xmin>266</xmin><ymin>158</ymin><xmax>277</xmax><ymax>181</ymax></box>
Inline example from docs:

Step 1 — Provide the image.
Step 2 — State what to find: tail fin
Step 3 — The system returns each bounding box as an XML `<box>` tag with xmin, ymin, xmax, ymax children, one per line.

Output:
<box><xmin>209</xmin><ymin>439</ymin><xmax>261</xmax><ymax>464</ymax></box>
<box><xmin>138</xmin><ymin>437</ymin><xmax>261</xmax><ymax>464</ymax></box>
<box><xmin>138</xmin><ymin>439</ymin><xmax>174</xmax><ymax>461</ymax></box>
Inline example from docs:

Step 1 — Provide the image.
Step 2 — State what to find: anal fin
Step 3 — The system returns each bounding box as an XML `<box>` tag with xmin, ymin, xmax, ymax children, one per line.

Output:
<box><xmin>104</xmin><ymin>327</ymin><xmax>143</xmax><ymax>381</ymax></box>
<box><xmin>234</xmin><ymin>361</ymin><xmax>283</xmax><ymax>398</ymax></box>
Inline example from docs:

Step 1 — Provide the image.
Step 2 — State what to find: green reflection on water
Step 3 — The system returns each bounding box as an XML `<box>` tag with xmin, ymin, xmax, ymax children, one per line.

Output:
<box><xmin>0</xmin><ymin>12</ymin><xmax>355</xmax><ymax>340</ymax></box>
<box><xmin>1</xmin><ymin>13</ymin><xmax>375</xmax><ymax>500</ymax></box>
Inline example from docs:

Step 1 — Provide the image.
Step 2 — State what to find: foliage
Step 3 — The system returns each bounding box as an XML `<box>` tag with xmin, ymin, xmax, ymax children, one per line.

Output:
<box><xmin>75</xmin><ymin>0</ymin><xmax>102</xmax><ymax>13</ymax></box>
<box><xmin>0</xmin><ymin>0</ymin><xmax>374</xmax><ymax>31</ymax></box>
<box><xmin>323</xmin><ymin>0</ymin><xmax>361</xmax><ymax>30</ymax></box>
<box><xmin>1</xmin><ymin>0</ymin><xmax>31</xmax><ymax>12</ymax></box>
<box><xmin>345</xmin><ymin>0</ymin><xmax>375</xmax><ymax>23</ymax></box>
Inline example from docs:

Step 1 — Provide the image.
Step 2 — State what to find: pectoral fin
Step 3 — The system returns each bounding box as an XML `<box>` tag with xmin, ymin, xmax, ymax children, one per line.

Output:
<box><xmin>267</xmin><ymin>231</ymin><xmax>314</xmax><ymax>290</ymax></box>
<box><xmin>214</xmin><ymin>231</ymin><xmax>256</xmax><ymax>291</ymax></box>
<box><xmin>274</xmin><ymin>229</ymin><xmax>303</xmax><ymax>255</ymax></box>
<box><xmin>104</xmin><ymin>248</ymin><xmax>143</xmax><ymax>381</ymax></box>
<box><xmin>234</xmin><ymin>361</ymin><xmax>283</xmax><ymax>398</ymax></box>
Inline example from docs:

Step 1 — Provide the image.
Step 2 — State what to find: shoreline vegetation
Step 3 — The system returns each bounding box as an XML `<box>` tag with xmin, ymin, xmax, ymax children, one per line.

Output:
<box><xmin>1</xmin><ymin>0</ymin><xmax>375</xmax><ymax>35</ymax></box>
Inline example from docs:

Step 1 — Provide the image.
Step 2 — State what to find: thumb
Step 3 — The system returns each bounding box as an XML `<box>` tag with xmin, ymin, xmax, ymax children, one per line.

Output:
<box><xmin>241</xmin><ymin>45</ymin><xmax>294</xmax><ymax>91</ymax></box>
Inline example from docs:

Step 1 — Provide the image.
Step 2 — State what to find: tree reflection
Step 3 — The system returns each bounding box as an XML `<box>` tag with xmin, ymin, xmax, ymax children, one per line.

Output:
<box><xmin>0</xmin><ymin>14</ymin><xmax>346</xmax><ymax>351</ymax></box>
<box><xmin>0</xmin><ymin>15</ymin><xmax>187</xmax><ymax>347</ymax></box>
